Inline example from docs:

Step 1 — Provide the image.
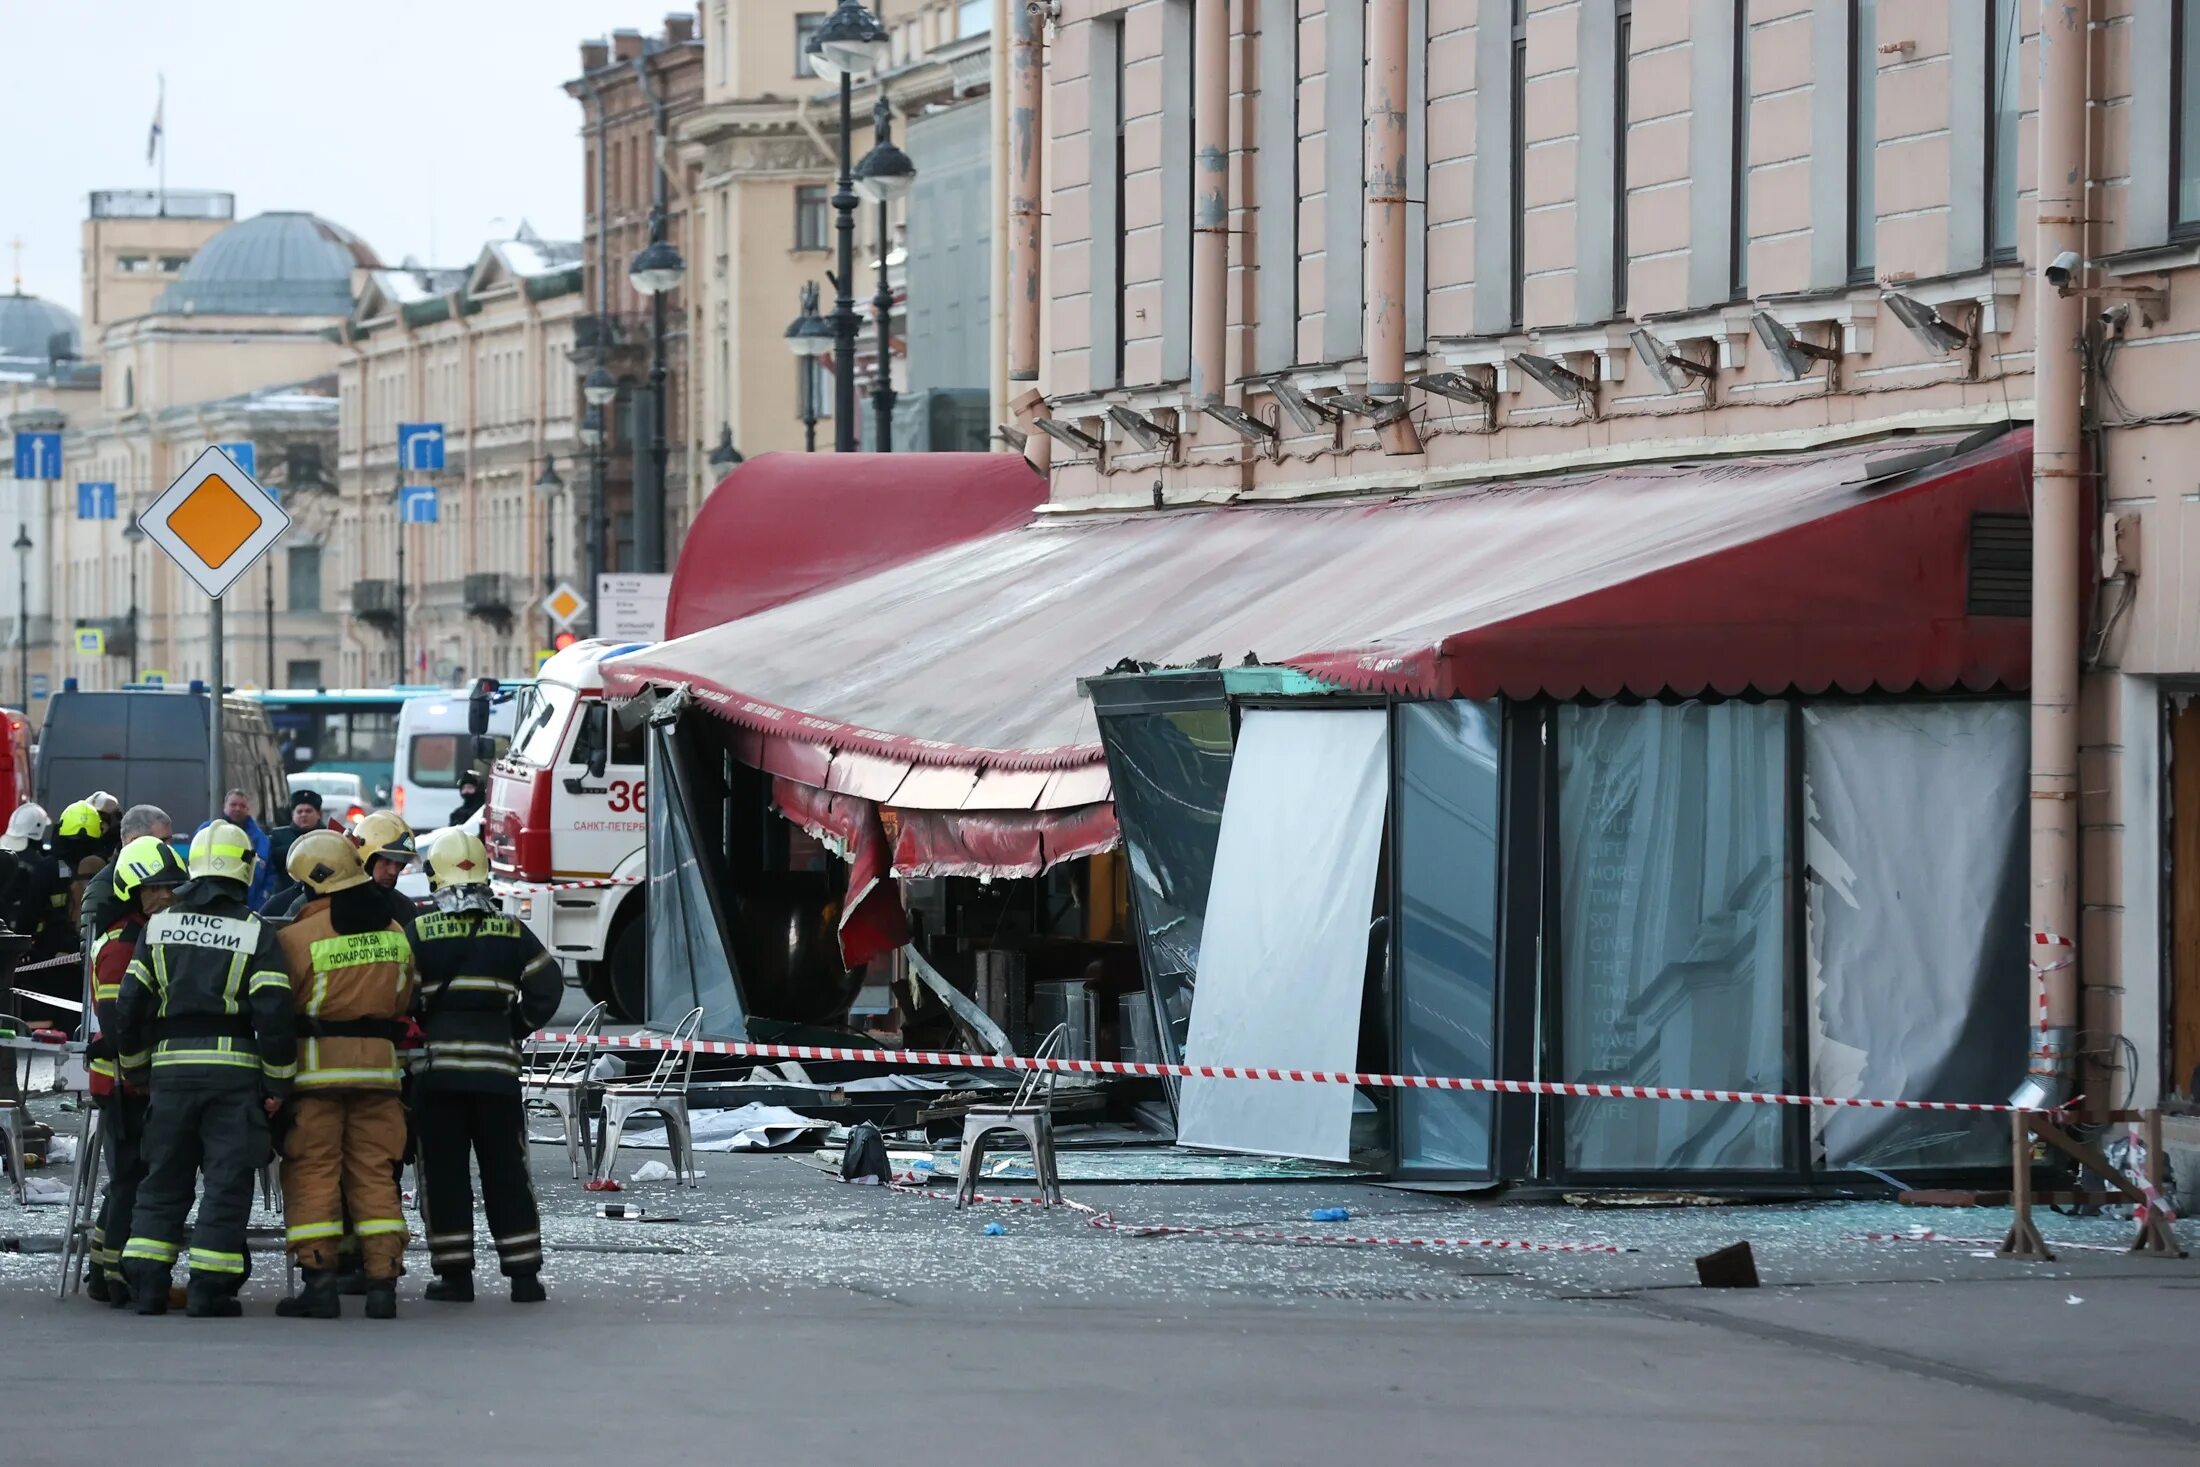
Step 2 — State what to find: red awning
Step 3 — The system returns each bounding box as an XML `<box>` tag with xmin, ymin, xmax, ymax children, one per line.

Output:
<box><xmin>665</xmin><ymin>451</ymin><xmax>1046</xmax><ymax>639</ymax></box>
<box><xmin>614</xmin><ymin>430</ymin><xmax>2031</xmax><ymax>821</ymax></box>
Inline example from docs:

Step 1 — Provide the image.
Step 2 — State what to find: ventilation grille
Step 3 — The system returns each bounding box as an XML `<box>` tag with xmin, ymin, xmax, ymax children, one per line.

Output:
<box><xmin>1967</xmin><ymin>512</ymin><xmax>2031</xmax><ymax>617</ymax></box>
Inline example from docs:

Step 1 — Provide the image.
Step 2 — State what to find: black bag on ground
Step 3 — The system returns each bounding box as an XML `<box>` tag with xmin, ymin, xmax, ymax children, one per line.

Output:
<box><xmin>839</xmin><ymin>1121</ymin><xmax>892</xmax><ymax>1185</ymax></box>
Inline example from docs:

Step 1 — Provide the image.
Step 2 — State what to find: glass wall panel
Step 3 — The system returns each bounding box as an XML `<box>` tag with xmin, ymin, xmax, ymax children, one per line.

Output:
<box><xmin>1804</xmin><ymin>702</ymin><xmax>2026</xmax><ymax>1170</ymax></box>
<box><xmin>1097</xmin><ymin>707</ymin><xmax>1235</xmax><ymax>1063</ymax></box>
<box><xmin>1395</xmin><ymin>701</ymin><xmax>1503</xmax><ymax>1175</ymax></box>
<box><xmin>1556</xmin><ymin>701</ymin><xmax>1790</xmax><ymax>1172</ymax></box>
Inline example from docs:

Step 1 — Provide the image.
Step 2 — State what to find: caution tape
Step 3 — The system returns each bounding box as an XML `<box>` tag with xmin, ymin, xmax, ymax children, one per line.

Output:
<box><xmin>533</xmin><ymin>1031</ymin><xmax>2058</xmax><ymax>1116</ymax></box>
<box><xmin>13</xmin><ymin>952</ymin><xmax>82</xmax><ymax>976</ymax></box>
<box><xmin>495</xmin><ymin>876</ymin><xmax>644</xmax><ymax>895</ymax></box>
<box><xmin>1846</xmin><ymin>1229</ymin><xmax>2132</xmax><ymax>1256</ymax></box>
<box><xmin>885</xmin><ymin>1180</ymin><xmax>1624</xmax><ymax>1254</ymax></box>
<box><xmin>2129</xmin><ymin>1122</ymin><xmax>2178</xmax><ymax>1229</ymax></box>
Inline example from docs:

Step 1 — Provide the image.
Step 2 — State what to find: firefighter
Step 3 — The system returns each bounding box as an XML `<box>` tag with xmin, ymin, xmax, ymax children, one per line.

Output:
<box><xmin>406</xmin><ymin>828</ymin><xmax>561</xmax><ymax>1304</ymax></box>
<box><xmin>111</xmin><ymin>821</ymin><xmax>296</xmax><ymax>1318</ymax></box>
<box><xmin>273</xmin><ymin>830</ymin><xmax>417</xmax><ymax>1320</ymax></box>
<box><xmin>349</xmin><ymin>810</ymin><xmax>424</xmax><ymax>923</ymax></box>
<box><xmin>56</xmin><ymin>798</ymin><xmax>120</xmax><ymax>933</ymax></box>
<box><xmin>83</xmin><ymin>836</ymin><xmax>189</xmax><ymax>1306</ymax></box>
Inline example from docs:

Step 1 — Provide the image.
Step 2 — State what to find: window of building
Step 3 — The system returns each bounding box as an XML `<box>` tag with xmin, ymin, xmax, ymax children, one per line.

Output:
<box><xmin>1112</xmin><ymin>17</ymin><xmax>1129</xmax><ymax>381</ymax></box>
<box><xmin>116</xmin><ymin>255</ymin><xmax>149</xmax><ymax>273</ymax></box>
<box><xmin>1848</xmin><ymin>0</ymin><xmax>1877</xmax><ymax>279</ymax></box>
<box><xmin>2176</xmin><ymin>0</ymin><xmax>2200</xmax><ymax>229</ymax></box>
<box><xmin>1510</xmin><ymin>0</ymin><xmax>1528</xmax><ymax>328</ymax></box>
<box><xmin>795</xmin><ymin>12</ymin><xmax>825</xmax><ymax>75</ymax></box>
<box><xmin>1614</xmin><ymin>0</ymin><xmax>1633</xmax><ymax>316</ymax></box>
<box><xmin>713</xmin><ymin>0</ymin><xmax>728</xmax><ymax>86</ymax></box>
<box><xmin>795</xmin><ymin>185</ymin><xmax>829</xmax><ymax>250</ymax></box>
<box><xmin>958</xmin><ymin>0</ymin><xmax>989</xmax><ymax>40</ymax></box>
<box><xmin>1987</xmin><ymin>0</ymin><xmax>2021</xmax><ymax>259</ymax></box>
<box><xmin>285</xmin><ymin>660</ymin><xmax>322</xmax><ymax>688</ymax></box>
<box><xmin>158</xmin><ymin>255</ymin><xmax>189</xmax><ymax>273</ymax></box>
<box><xmin>286</xmin><ymin>442</ymin><xmax>324</xmax><ymax>488</ymax></box>
<box><xmin>287</xmin><ymin>545</ymin><xmax>321</xmax><ymax>613</ymax></box>
<box><xmin>1731</xmin><ymin>0</ymin><xmax>1751</xmax><ymax>298</ymax></box>
<box><xmin>122</xmin><ymin>367</ymin><xmax>133</xmax><ymax>408</ymax></box>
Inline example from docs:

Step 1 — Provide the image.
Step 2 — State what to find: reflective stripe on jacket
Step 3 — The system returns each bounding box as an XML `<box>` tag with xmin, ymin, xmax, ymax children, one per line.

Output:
<box><xmin>277</xmin><ymin>898</ymin><xmax>416</xmax><ymax>1092</ymax></box>
<box><xmin>403</xmin><ymin>907</ymin><xmax>562</xmax><ymax>1092</ymax></box>
<box><xmin>111</xmin><ymin>882</ymin><xmax>297</xmax><ymax>1095</ymax></box>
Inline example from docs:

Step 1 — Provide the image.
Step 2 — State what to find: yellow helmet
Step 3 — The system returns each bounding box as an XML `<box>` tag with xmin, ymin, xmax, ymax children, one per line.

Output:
<box><xmin>58</xmin><ymin>800</ymin><xmax>105</xmax><ymax>840</ymax></box>
<box><xmin>288</xmin><ymin>828</ymin><xmax>370</xmax><ymax>895</ymax></box>
<box><xmin>188</xmin><ymin>820</ymin><xmax>256</xmax><ymax>883</ymax></box>
<box><xmin>112</xmin><ymin>836</ymin><xmax>188</xmax><ymax>904</ymax></box>
<box><xmin>423</xmin><ymin>829</ymin><xmax>492</xmax><ymax>890</ymax></box>
<box><xmin>350</xmin><ymin>810</ymin><xmax>416</xmax><ymax>865</ymax></box>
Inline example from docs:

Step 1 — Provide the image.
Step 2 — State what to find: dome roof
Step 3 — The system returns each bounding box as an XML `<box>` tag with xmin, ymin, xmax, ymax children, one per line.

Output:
<box><xmin>154</xmin><ymin>211</ymin><xmax>380</xmax><ymax>318</ymax></box>
<box><xmin>0</xmin><ymin>292</ymin><xmax>80</xmax><ymax>361</ymax></box>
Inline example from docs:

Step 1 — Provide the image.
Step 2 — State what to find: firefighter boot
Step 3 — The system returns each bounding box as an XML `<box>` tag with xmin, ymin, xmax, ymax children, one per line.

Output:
<box><xmin>423</xmin><ymin>1270</ymin><xmax>474</xmax><ymax>1303</ymax></box>
<box><xmin>510</xmin><ymin>1271</ymin><xmax>547</xmax><ymax>1304</ymax></box>
<box><xmin>364</xmin><ymin>1281</ymin><xmax>398</xmax><ymax>1319</ymax></box>
<box><xmin>126</xmin><ymin>1264</ymin><xmax>170</xmax><ymax>1316</ymax></box>
<box><xmin>276</xmin><ymin>1269</ymin><xmax>342</xmax><ymax>1319</ymax></box>
<box><xmin>183</xmin><ymin>1277</ymin><xmax>242</xmax><ymax>1318</ymax></box>
<box><xmin>85</xmin><ymin>1265</ymin><xmax>112</xmax><ymax>1303</ymax></box>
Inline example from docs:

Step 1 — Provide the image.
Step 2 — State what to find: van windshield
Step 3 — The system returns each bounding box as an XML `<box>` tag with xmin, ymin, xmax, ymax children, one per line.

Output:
<box><xmin>509</xmin><ymin>684</ymin><xmax>578</xmax><ymax>767</ymax></box>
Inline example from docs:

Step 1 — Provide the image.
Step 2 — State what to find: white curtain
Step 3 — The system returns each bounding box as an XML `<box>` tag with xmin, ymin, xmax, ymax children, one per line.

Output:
<box><xmin>1178</xmin><ymin>709</ymin><xmax>1389</xmax><ymax>1162</ymax></box>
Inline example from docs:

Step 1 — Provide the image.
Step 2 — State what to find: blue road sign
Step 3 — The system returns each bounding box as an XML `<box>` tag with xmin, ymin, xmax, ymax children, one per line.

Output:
<box><xmin>76</xmin><ymin>481</ymin><xmax>117</xmax><ymax>520</ymax></box>
<box><xmin>398</xmin><ymin>423</ymin><xmax>446</xmax><ymax>472</ymax></box>
<box><xmin>216</xmin><ymin>441</ymin><xmax>256</xmax><ymax>479</ymax></box>
<box><xmin>399</xmin><ymin>484</ymin><xmax>440</xmax><ymax>524</ymax></box>
<box><xmin>28</xmin><ymin>674</ymin><xmax>49</xmax><ymax>701</ymax></box>
<box><xmin>12</xmin><ymin>432</ymin><xmax>62</xmax><ymax>481</ymax></box>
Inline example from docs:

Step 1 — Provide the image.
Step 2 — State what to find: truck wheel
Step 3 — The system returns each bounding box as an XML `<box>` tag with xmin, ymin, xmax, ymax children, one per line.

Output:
<box><xmin>605</xmin><ymin>915</ymin><xmax>646</xmax><ymax>1023</ymax></box>
<box><xmin>578</xmin><ymin>962</ymin><xmax>618</xmax><ymax>1013</ymax></box>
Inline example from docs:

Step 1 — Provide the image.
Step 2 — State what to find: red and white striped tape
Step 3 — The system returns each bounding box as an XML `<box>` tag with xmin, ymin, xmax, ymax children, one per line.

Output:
<box><xmin>885</xmin><ymin>1180</ymin><xmax>1624</xmax><ymax>1254</ymax></box>
<box><xmin>2129</xmin><ymin>1122</ymin><xmax>2177</xmax><ymax>1229</ymax></box>
<box><xmin>1847</xmin><ymin>1229</ymin><xmax>2131</xmax><ymax>1256</ymax></box>
<box><xmin>533</xmin><ymin>1031</ymin><xmax>2057</xmax><ymax>1116</ymax></box>
<box><xmin>495</xmin><ymin>875</ymin><xmax>644</xmax><ymax>896</ymax></box>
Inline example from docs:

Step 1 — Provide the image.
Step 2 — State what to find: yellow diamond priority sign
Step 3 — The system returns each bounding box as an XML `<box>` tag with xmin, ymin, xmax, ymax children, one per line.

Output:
<box><xmin>140</xmin><ymin>445</ymin><xmax>291</xmax><ymax>598</ymax></box>
<box><xmin>542</xmin><ymin>581</ymin><xmax>587</xmax><ymax>628</ymax></box>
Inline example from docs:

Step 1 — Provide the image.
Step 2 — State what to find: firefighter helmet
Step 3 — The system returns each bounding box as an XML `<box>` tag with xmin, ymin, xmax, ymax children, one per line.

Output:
<box><xmin>112</xmin><ymin>836</ymin><xmax>188</xmax><ymax>904</ymax></box>
<box><xmin>188</xmin><ymin>820</ymin><xmax>257</xmax><ymax>884</ymax></box>
<box><xmin>1</xmin><ymin>802</ymin><xmax>51</xmax><ymax>851</ymax></box>
<box><xmin>350</xmin><ymin>810</ymin><xmax>417</xmax><ymax>865</ymax></box>
<box><xmin>57</xmin><ymin>800</ymin><xmax>105</xmax><ymax>840</ymax></box>
<box><xmin>423</xmin><ymin>829</ymin><xmax>492</xmax><ymax>890</ymax></box>
<box><xmin>288</xmin><ymin>828</ymin><xmax>370</xmax><ymax>895</ymax></box>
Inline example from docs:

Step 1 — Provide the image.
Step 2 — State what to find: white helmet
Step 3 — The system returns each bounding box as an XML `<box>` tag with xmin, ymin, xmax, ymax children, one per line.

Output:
<box><xmin>1</xmin><ymin>802</ymin><xmax>52</xmax><ymax>851</ymax></box>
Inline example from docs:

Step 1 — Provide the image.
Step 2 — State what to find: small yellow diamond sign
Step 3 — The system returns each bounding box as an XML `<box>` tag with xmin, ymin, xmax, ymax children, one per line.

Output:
<box><xmin>140</xmin><ymin>445</ymin><xmax>290</xmax><ymax>598</ymax></box>
<box><xmin>542</xmin><ymin>581</ymin><xmax>587</xmax><ymax>628</ymax></box>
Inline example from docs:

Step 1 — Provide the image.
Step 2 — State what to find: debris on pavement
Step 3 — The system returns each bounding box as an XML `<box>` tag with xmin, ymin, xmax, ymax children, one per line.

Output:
<box><xmin>1694</xmin><ymin>1241</ymin><xmax>1759</xmax><ymax>1288</ymax></box>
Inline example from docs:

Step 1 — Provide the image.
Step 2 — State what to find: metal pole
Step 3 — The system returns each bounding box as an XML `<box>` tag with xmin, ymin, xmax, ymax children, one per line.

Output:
<box><xmin>873</xmin><ymin>199</ymin><xmax>896</xmax><ymax>453</ymax></box>
<box><xmin>208</xmin><ymin>595</ymin><xmax>224</xmax><ymax>827</ymax></box>
<box><xmin>15</xmin><ymin>549</ymin><xmax>26</xmax><ymax>706</ymax></box>
<box><xmin>127</xmin><ymin>553</ymin><xmax>138</xmax><ymax>684</ymax></box>
<box><xmin>832</xmin><ymin>70</ymin><xmax>860</xmax><ymax>450</ymax></box>
<box><xmin>647</xmin><ymin>284</ymin><xmax>668</xmax><ymax>573</ymax></box>
<box><xmin>589</xmin><ymin>429</ymin><xmax>606</xmax><ymax>634</ymax></box>
<box><xmin>394</xmin><ymin>487</ymin><xmax>407</xmax><ymax>685</ymax></box>
<box><xmin>264</xmin><ymin>552</ymin><xmax>275</xmax><ymax>688</ymax></box>
<box><xmin>545</xmin><ymin>495</ymin><xmax>557</xmax><ymax>650</ymax></box>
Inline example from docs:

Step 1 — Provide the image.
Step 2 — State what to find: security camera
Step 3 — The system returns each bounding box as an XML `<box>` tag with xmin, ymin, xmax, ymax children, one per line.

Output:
<box><xmin>2100</xmin><ymin>301</ymin><xmax>2132</xmax><ymax>335</ymax></box>
<box><xmin>2045</xmin><ymin>251</ymin><xmax>2083</xmax><ymax>288</ymax></box>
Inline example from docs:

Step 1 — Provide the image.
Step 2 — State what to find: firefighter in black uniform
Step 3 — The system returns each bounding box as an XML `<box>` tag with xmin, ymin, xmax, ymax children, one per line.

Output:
<box><xmin>112</xmin><ymin>820</ymin><xmax>297</xmax><ymax>1317</ymax></box>
<box><xmin>405</xmin><ymin>829</ymin><xmax>562</xmax><ymax>1303</ymax></box>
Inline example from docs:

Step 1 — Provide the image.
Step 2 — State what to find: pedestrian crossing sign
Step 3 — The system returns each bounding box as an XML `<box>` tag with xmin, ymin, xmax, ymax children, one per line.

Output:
<box><xmin>73</xmin><ymin>626</ymin><xmax>105</xmax><ymax>657</ymax></box>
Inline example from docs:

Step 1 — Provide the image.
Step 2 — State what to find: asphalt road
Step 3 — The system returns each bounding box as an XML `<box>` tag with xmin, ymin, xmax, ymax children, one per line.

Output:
<box><xmin>5</xmin><ymin>1143</ymin><xmax>2197</xmax><ymax>1466</ymax></box>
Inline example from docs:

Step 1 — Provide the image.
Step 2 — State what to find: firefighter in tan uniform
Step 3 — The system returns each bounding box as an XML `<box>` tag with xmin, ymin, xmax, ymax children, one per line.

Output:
<box><xmin>273</xmin><ymin>831</ymin><xmax>417</xmax><ymax>1320</ymax></box>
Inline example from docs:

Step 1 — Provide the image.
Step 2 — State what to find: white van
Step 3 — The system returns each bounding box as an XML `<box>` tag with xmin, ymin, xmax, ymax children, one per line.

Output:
<box><xmin>391</xmin><ymin>689</ymin><xmax>517</xmax><ymax>829</ymax></box>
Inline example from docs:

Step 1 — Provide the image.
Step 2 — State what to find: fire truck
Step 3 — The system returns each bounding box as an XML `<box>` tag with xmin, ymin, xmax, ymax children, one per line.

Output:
<box><xmin>483</xmin><ymin>453</ymin><xmax>1048</xmax><ymax>1019</ymax></box>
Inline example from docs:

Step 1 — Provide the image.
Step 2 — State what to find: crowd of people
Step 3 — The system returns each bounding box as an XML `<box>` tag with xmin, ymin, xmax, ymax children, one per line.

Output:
<box><xmin>10</xmin><ymin>785</ymin><xmax>566</xmax><ymax>1320</ymax></box>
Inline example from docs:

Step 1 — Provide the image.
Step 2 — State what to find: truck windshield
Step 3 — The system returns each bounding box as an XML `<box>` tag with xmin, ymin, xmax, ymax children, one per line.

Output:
<box><xmin>509</xmin><ymin>684</ymin><xmax>578</xmax><ymax>767</ymax></box>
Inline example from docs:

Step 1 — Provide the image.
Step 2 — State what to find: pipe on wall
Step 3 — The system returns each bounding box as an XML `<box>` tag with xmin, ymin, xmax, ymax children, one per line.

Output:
<box><xmin>1007</xmin><ymin>0</ymin><xmax>1044</xmax><ymax>386</ymax></box>
<box><xmin>1364</xmin><ymin>0</ymin><xmax>1409</xmax><ymax>398</ymax></box>
<box><xmin>1189</xmin><ymin>0</ymin><xmax>1230</xmax><ymax>406</ymax></box>
<box><xmin>2017</xmin><ymin>0</ymin><xmax>2087</xmax><ymax>1112</ymax></box>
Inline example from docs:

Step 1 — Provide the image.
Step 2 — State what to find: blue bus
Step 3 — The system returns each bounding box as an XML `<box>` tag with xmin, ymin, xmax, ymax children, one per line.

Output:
<box><xmin>244</xmin><ymin>687</ymin><xmax>447</xmax><ymax>804</ymax></box>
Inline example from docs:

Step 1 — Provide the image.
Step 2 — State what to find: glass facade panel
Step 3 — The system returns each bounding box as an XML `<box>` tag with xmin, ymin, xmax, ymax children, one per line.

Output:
<box><xmin>1099</xmin><ymin>707</ymin><xmax>1235</xmax><ymax>1065</ymax></box>
<box><xmin>1556</xmin><ymin>701</ymin><xmax>1790</xmax><ymax>1173</ymax></box>
<box><xmin>1395</xmin><ymin>701</ymin><xmax>1502</xmax><ymax>1175</ymax></box>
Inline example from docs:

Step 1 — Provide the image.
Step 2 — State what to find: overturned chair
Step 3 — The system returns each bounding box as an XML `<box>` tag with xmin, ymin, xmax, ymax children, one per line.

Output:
<box><xmin>590</xmin><ymin>1006</ymin><xmax>704</xmax><ymax>1188</ymax></box>
<box><xmin>954</xmin><ymin>1024</ymin><xmax>1068</xmax><ymax>1208</ymax></box>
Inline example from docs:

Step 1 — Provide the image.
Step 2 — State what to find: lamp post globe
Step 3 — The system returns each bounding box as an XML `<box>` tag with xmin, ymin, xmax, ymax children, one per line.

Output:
<box><xmin>628</xmin><ymin>238</ymin><xmax>686</xmax><ymax>297</ymax></box>
<box><xmin>807</xmin><ymin>0</ymin><xmax>890</xmax><ymax>79</ymax></box>
<box><xmin>577</xmin><ymin>406</ymin><xmax>604</xmax><ymax>450</ymax></box>
<box><xmin>533</xmin><ymin>457</ymin><xmax>564</xmax><ymax>497</ymax></box>
<box><xmin>584</xmin><ymin>365</ymin><xmax>618</xmax><ymax>407</ymax></box>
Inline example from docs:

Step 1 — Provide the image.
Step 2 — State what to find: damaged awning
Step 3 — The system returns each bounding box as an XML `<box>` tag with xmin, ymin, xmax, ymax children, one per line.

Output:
<box><xmin>609</xmin><ymin>429</ymin><xmax>2031</xmax><ymax>877</ymax></box>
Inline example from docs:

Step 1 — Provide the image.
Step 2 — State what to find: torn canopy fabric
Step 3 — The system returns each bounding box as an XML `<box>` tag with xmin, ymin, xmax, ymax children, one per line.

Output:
<box><xmin>1803</xmin><ymin>701</ymin><xmax>2027</xmax><ymax>1169</ymax></box>
<box><xmin>647</xmin><ymin>722</ymin><xmax>750</xmax><ymax>1038</ymax></box>
<box><xmin>770</xmin><ymin>777</ymin><xmax>911</xmax><ymax>970</ymax></box>
<box><xmin>1177</xmin><ymin>709</ymin><xmax>1389</xmax><ymax>1164</ymax></box>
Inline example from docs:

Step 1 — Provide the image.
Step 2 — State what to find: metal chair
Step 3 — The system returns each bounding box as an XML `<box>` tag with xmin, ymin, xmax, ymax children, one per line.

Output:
<box><xmin>0</xmin><ymin>1099</ymin><xmax>28</xmax><ymax>1206</ymax></box>
<box><xmin>524</xmin><ymin>1001</ymin><xmax>608</xmax><ymax>1180</ymax></box>
<box><xmin>590</xmin><ymin>1007</ymin><xmax>703</xmax><ymax>1188</ymax></box>
<box><xmin>954</xmin><ymin>1023</ymin><xmax>1067</xmax><ymax>1208</ymax></box>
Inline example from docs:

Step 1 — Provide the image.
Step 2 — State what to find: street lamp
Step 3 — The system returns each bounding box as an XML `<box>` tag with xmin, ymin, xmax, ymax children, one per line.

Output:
<box><xmin>784</xmin><ymin>281</ymin><xmax>832</xmax><ymax>453</ymax></box>
<box><xmin>707</xmin><ymin>424</ymin><xmax>743</xmax><ymax>472</ymax></box>
<box><xmin>853</xmin><ymin>94</ymin><xmax>916</xmax><ymax>452</ymax></box>
<box><xmin>12</xmin><ymin>525</ymin><xmax>31</xmax><ymax>707</ymax></box>
<box><xmin>628</xmin><ymin>225</ymin><xmax>685</xmax><ymax>577</ymax></box>
<box><xmin>584</xmin><ymin>365</ymin><xmax>618</xmax><ymax>408</ymax></box>
<box><xmin>805</xmin><ymin>0</ymin><xmax>889</xmax><ymax>453</ymax></box>
<box><xmin>534</xmin><ymin>456</ymin><xmax>564</xmax><ymax>651</ymax></box>
<box><xmin>122</xmin><ymin>516</ymin><xmax>145</xmax><ymax>684</ymax></box>
<box><xmin>580</xmin><ymin>375</ymin><xmax>611</xmax><ymax>639</ymax></box>
<box><xmin>578</xmin><ymin>406</ymin><xmax>605</xmax><ymax>450</ymax></box>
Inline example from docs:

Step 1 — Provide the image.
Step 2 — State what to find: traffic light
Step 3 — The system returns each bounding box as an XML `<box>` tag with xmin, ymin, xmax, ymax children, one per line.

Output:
<box><xmin>553</xmin><ymin>631</ymin><xmax>577</xmax><ymax>651</ymax></box>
